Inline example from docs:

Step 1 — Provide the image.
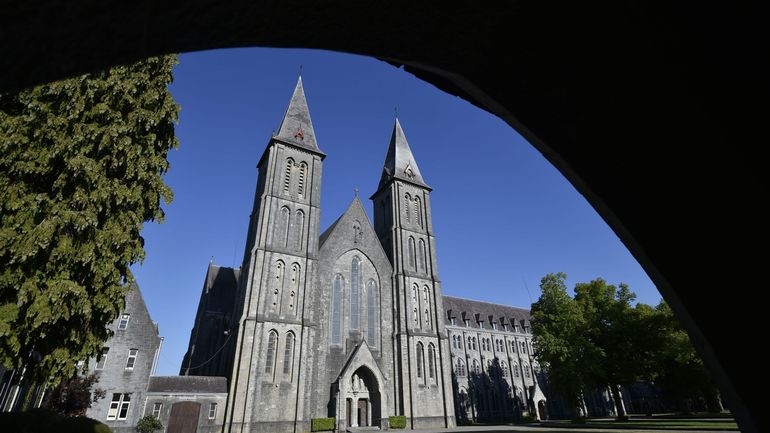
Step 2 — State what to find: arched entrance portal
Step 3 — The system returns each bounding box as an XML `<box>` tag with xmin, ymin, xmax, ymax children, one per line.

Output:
<box><xmin>342</xmin><ymin>366</ymin><xmax>382</xmax><ymax>428</ymax></box>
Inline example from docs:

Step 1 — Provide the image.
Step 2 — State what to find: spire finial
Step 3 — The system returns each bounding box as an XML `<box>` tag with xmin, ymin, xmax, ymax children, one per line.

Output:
<box><xmin>354</xmin><ymin>187</ymin><xmax>359</xmax><ymax>197</ymax></box>
<box><xmin>298</xmin><ymin>64</ymin><xmax>303</xmax><ymax>79</ymax></box>
<box><xmin>394</xmin><ymin>105</ymin><xmax>398</xmax><ymax>119</ymax></box>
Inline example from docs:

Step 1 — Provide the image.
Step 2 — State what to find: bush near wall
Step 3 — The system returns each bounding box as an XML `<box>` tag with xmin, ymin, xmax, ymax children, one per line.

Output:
<box><xmin>311</xmin><ymin>417</ymin><xmax>335</xmax><ymax>431</ymax></box>
<box><xmin>389</xmin><ymin>415</ymin><xmax>407</xmax><ymax>429</ymax></box>
<box><xmin>0</xmin><ymin>409</ymin><xmax>111</xmax><ymax>433</ymax></box>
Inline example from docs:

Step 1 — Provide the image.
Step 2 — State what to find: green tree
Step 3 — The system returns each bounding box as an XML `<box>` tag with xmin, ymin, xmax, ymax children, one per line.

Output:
<box><xmin>530</xmin><ymin>273</ymin><xmax>591</xmax><ymax>414</ymax></box>
<box><xmin>652</xmin><ymin>301</ymin><xmax>722</xmax><ymax>413</ymax></box>
<box><xmin>0</xmin><ymin>55</ymin><xmax>179</xmax><ymax>383</ymax></box>
<box><xmin>574</xmin><ymin>279</ymin><xmax>648</xmax><ymax>419</ymax></box>
<box><xmin>136</xmin><ymin>415</ymin><xmax>164</xmax><ymax>433</ymax></box>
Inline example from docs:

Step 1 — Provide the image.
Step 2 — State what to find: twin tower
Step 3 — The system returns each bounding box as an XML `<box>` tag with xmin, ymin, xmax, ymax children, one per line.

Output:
<box><xmin>191</xmin><ymin>77</ymin><xmax>455</xmax><ymax>432</ymax></box>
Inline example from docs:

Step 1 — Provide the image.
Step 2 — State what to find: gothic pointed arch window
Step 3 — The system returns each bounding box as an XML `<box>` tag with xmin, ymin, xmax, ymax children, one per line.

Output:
<box><xmin>414</xmin><ymin>196</ymin><xmax>422</xmax><ymax>227</ymax></box>
<box><xmin>472</xmin><ymin>359</ymin><xmax>480</xmax><ymax>375</ymax></box>
<box><xmin>297</xmin><ymin>162</ymin><xmax>307</xmax><ymax>197</ymax></box>
<box><xmin>524</xmin><ymin>363</ymin><xmax>531</xmax><ymax>378</ymax></box>
<box><xmin>272</xmin><ymin>261</ymin><xmax>285</xmax><ymax>313</ymax></box>
<box><xmin>331</xmin><ymin>274</ymin><xmax>343</xmax><ymax>345</ymax></box>
<box><xmin>501</xmin><ymin>361</ymin><xmax>509</xmax><ymax>376</ymax></box>
<box><xmin>428</xmin><ymin>343</ymin><xmax>436</xmax><ymax>379</ymax></box>
<box><xmin>404</xmin><ymin>193</ymin><xmax>411</xmax><ymax>224</ymax></box>
<box><xmin>423</xmin><ymin>286</ymin><xmax>432</xmax><ymax>330</ymax></box>
<box><xmin>294</xmin><ymin>210</ymin><xmax>304</xmax><ymax>251</ymax></box>
<box><xmin>288</xmin><ymin>263</ymin><xmax>300</xmax><ymax>316</ymax></box>
<box><xmin>456</xmin><ymin>358</ymin><xmax>466</xmax><ymax>376</ymax></box>
<box><xmin>416</xmin><ymin>342</ymin><xmax>424</xmax><ymax>379</ymax></box>
<box><xmin>366</xmin><ymin>279</ymin><xmax>377</xmax><ymax>347</ymax></box>
<box><xmin>411</xmin><ymin>284</ymin><xmax>420</xmax><ymax>326</ymax></box>
<box><xmin>418</xmin><ymin>239</ymin><xmax>427</xmax><ymax>273</ymax></box>
<box><xmin>514</xmin><ymin>362</ymin><xmax>520</xmax><ymax>377</ymax></box>
<box><xmin>350</xmin><ymin>257</ymin><xmax>361</xmax><ymax>329</ymax></box>
<box><xmin>283</xmin><ymin>158</ymin><xmax>294</xmax><ymax>194</ymax></box>
<box><xmin>408</xmin><ymin>237</ymin><xmax>416</xmax><ymax>270</ymax></box>
<box><xmin>283</xmin><ymin>332</ymin><xmax>295</xmax><ymax>379</ymax></box>
<box><xmin>265</xmin><ymin>330</ymin><xmax>278</xmax><ymax>376</ymax></box>
<box><xmin>279</xmin><ymin>206</ymin><xmax>290</xmax><ymax>247</ymax></box>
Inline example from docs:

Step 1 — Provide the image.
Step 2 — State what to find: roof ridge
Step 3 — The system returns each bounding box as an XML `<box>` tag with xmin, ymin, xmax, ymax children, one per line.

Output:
<box><xmin>442</xmin><ymin>294</ymin><xmax>531</xmax><ymax>311</ymax></box>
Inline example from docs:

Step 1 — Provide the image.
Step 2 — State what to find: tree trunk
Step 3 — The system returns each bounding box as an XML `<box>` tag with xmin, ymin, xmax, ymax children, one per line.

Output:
<box><xmin>610</xmin><ymin>385</ymin><xmax>627</xmax><ymax>419</ymax></box>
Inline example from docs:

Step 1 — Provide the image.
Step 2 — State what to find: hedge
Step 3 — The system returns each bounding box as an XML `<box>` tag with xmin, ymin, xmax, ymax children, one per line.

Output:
<box><xmin>389</xmin><ymin>415</ymin><xmax>407</xmax><ymax>429</ymax></box>
<box><xmin>311</xmin><ymin>417</ymin><xmax>335</xmax><ymax>431</ymax></box>
<box><xmin>0</xmin><ymin>409</ymin><xmax>111</xmax><ymax>433</ymax></box>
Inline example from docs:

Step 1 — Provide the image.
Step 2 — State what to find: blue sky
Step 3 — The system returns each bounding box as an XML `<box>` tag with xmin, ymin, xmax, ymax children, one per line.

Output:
<box><xmin>131</xmin><ymin>48</ymin><xmax>661</xmax><ymax>376</ymax></box>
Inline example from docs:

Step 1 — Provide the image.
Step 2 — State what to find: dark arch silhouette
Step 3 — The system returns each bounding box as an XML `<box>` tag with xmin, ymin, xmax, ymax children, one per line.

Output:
<box><xmin>0</xmin><ymin>3</ymin><xmax>764</xmax><ymax>432</ymax></box>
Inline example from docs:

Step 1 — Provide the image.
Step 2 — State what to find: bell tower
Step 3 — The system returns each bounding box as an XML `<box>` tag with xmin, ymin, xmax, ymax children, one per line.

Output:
<box><xmin>371</xmin><ymin>119</ymin><xmax>455</xmax><ymax>428</ymax></box>
<box><xmin>225</xmin><ymin>77</ymin><xmax>324</xmax><ymax>433</ymax></box>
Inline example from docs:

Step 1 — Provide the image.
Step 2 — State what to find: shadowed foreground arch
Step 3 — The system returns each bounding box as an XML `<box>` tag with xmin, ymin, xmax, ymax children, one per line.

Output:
<box><xmin>1</xmin><ymin>3</ymin><xmax>765</xmax><ymax>432</ymax></box>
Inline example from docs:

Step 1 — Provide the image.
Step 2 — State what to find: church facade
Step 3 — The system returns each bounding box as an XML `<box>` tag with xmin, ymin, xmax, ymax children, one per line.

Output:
<box><xmin>182</xmin><ymin>77</ymin><xmax>455</xmax><ymax>432</ymax></box>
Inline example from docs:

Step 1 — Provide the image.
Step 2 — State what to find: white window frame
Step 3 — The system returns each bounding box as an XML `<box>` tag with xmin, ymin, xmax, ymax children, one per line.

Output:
<box><xmin>152</xmin><ymin>402</ymin><xmax>162</xmax><ymax>418</ymax></box>
<box><xmin>95</xmin><ymin>347</ymin><xmax>109</xmax><ymax>370</ymax></box>
<box><xmin>106</xmin><ymin>393</ymin><xmax>131</xmax><ymax>420</ymax></box>
<box><xmin>117</xmin><ymin>313</ymin><xmax>130</xmax><ymax>330</ymax></box>
<box><xmin>125</xmin><ymin>349</ymin><xmax>138</xmax><ymax>370</ymax></box>
<box><xmin>208</xmin><ymin>402</ymin><xmax>218</xmax><ymax>419</ymax></box>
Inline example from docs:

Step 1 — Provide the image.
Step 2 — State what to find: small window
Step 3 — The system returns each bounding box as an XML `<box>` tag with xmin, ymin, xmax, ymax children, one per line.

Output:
<box><xmin>125</xmin><ymin>349</ymin><xmax>138</xmax><ymax>370</ymax></box>
<box><xmin>118</xmin><ymin>313</ymin><xmax>130</xmax><ymax>330</ymax></box>
<box><xmin>96</xmin><ymin>347</ymin><xmax>109</xmax><ymax>370</ymax></box>
<box><xmin>450</xmin><ymin>317</ymin><xmax>456</xmax><ymax>326</ymax></box>
<box><xmin>152</xmin><ymin>402</ymin><xmax>162</xmax><ymax>418</ymax></box>
<box><xmin>492</xmin><ymin>322</ymin><xmax>497</xmax><ymax>330</ymax></box>
<box><xmin>208</xmin><ymin>402</ymin><xmax>218</xmax><ymax>419</ymax></box>
<box><xmin>464</xmin><ymin>319</ymin><xmax>470</xmax><ymax>327</ymax></box>
<box><xmin>107</xmin><ymin>393</ymin><xmax>131</xmax><ymax>420</ymax></box>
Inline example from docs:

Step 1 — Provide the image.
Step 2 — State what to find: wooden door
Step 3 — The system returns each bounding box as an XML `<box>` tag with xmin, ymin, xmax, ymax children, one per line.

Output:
<box><xmin>358</xmin><ymin>399</ymin><xmax>368</xmax><ymax>427</ymax></box>
<box><xmin>168</xmin><ymin>401</ymin><xmax>201</xmax><ymax>433</ymax></box>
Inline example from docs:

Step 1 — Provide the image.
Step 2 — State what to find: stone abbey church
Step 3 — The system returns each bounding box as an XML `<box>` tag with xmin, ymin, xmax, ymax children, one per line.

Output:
<box><xmin>45</xmin><ymin>78</ymin><xmax>547</xmax><ymax>433</ymax></box>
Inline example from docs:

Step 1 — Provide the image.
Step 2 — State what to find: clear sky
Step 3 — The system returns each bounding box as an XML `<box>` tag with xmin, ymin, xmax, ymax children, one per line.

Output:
<box><xmin>131</xmin><ymin>48</ymin><xmax>662</xmax><ymax>376</ymax></box>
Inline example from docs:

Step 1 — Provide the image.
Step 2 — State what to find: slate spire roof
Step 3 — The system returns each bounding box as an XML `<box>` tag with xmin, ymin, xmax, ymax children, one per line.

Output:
<box><xmin>274</xmin><ymin>76</ymin><xmax>321</xmax><ymax>152</ymax></box>
<box><xmin>377</xmin><ymin>118</ymin><xmax>430</xmax><ymax>190</ymax></box>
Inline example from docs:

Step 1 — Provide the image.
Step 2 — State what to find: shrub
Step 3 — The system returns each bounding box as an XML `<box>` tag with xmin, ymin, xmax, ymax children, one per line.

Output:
<box><xmin>136</xmin><ymin>415</ymin><xmax>164</xmax><ymax>433</ymax></box>
<box><xmin>521</xmin><ymin>413</ymin><xmax>538</xmax><ymax>423</ymax></box>
<box><xmin>389</xmin><ymin>415</ymin><xmax>407</xmax><ymax>429</ymax></box>
<box><xmin>311</xmin><ymin>417</ymin><xmax>335</xmax><ymax>432</ymax></box>
<box><xmin>571</xmin><ymin>416</ymin><xmax>587</xmax><ymax>424</ymax></box>
<box><xmin>0</xmin><ymin>409</ymin><xmax>111</xmax><ymax>432</ymax></box>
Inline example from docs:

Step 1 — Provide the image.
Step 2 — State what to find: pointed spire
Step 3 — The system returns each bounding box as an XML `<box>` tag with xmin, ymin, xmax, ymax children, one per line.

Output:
<box><xmin>378</xmin><ymin>118</ymin><xmax>430</xmax><ymax>190</ymax></box>
<box><xmin>274</xmin><ymin>77</ymin><xmax>320</xmax><ymax>151</ymax></box>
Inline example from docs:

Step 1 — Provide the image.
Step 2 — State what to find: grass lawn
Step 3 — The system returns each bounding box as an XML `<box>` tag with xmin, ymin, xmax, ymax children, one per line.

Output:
<box><xmin>541</xmin><ymin>417</ymin><xmax>739</xmax><ymax>431</ymax></box>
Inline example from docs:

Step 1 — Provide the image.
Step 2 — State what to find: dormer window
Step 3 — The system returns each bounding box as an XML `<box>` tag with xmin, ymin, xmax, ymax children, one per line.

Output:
<box><xmin>464</xmin><ymin>319</ymin><xmax>470</xmax><ymax>327</ymax></box>
<box><xmin>450</xmin><ymin>317</ymin><xmax>456</xmax><ymax>326</ymax></box>
<box><xmin>478</xmin><ymin>321</ymin><xmax>484</xmax><ymax>329</ymax></box>
<box><xmin>492</xmin><ymin>322</ymin><xmax>497</xmax><ymax>330</ymax></box>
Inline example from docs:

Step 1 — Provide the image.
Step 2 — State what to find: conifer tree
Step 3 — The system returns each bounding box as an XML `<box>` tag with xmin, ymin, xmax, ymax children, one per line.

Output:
<box><xmin>0</xmin><ymin>55</ymin><xmax>179</xmax><ymax>382</ymax></box>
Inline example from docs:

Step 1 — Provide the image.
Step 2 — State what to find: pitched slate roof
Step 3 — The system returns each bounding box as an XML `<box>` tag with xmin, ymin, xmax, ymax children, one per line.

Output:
<box><xmin>442</xmin><ymin>295</ymin><xmax>531</xmax><ymax>329</ymax></box>
<box><xmin>274</xmin><ymin>77</ymin><xmax>321</xmax><ymax>152</ymax></box>
<box><xmin>147</xmin><ymin>376</ymin><xmax>228</xmax><ymax>394</ymax></box>
<box><xmin>377</xmin><ymin>118</ymin><xmax>430</xmax><ymax>190</ymax></box>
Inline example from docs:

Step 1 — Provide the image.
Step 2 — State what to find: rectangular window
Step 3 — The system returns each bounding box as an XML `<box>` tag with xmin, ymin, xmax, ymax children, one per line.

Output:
<box><xmin>492</xmin><ymin>322</ymin><xmax>497</xmax><ymax>330</ymax></box>
<box><xmin>152</xmin><ymin>402</ymin><xmax>162</xmax><ymax>418</ymax></box>
<box><xmin>125</xmin><ymin>349</ymin><xmax>138</xmax><ymax>370</ymax></box>
<box><xmin>208</xmin><ymin>402</ymin><xmax>218</xmax><ymax>419</ymax></box>
<box><xmin>463</xmin><ymin>319</ymin><xmax>470</xmax><ymax>327</ymax></box>
<box><xmin>118</xmin><ymin>394</ymin><xmax>131</xmax><ymax>419</ymax></box>
<box><xmin>106</xmin><ymin>393</ymin><xmax>131</xmax><ymax>420</ymax></box>
<box><xmin>96</xmin><ymin>347</ymin><xmax>109</xmax><ymax>370</ymax></box>
<box><xmin>118</xmin><ymin>313</ymin><xmax>130</xmax><ymax>330</ymax></box>
<box><xmin>450</xmin><ymin>317</ymin><xmax>456</xmax><ymax>325</ymax></box>
<box><xmin>478</xmin><ymin>321</ymin><xmax>484</xmax><ymax>329</ymax></box>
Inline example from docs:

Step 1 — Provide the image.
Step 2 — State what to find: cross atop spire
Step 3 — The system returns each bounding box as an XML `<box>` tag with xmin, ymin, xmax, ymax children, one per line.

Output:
<box><xmin>377</xmin><ymin>118</ymin><xmax>430</xmax><ymax>190</ymax></box>
<box><xmin>274</xmin><ymin>77</ymin><xmax>320</xmax><ymax>152</ymax></box>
